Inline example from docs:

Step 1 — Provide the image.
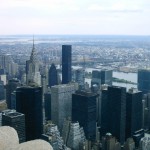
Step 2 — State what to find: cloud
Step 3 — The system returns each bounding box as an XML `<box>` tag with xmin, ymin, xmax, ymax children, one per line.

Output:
<box><xmin>0</xmin><ymin>0</ymin><xmax>149</xmax><ymax>35</ymax></box>
<box><xmin>88</xmin><ymin>2</ymin><xmax>143</xmax><ymax>13</ymax></box>
<box><xmin>0</xmin><ymin>0</ymin><xmax>79</xmax><ymax>11</ymax></box>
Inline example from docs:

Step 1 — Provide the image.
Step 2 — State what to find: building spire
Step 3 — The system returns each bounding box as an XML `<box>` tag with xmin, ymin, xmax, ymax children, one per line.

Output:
<box><xmin>30</xmin><ymin>35</ymin><xmax>36</xmax><ymax>63</ymax></box>
<box><xmin>33</xmin><ymin>35</ymin><xmax>35</xmax><ymax>49</ymax></box>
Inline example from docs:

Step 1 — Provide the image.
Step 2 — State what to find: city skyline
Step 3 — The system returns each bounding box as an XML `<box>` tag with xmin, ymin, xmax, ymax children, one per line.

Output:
<box><xmin>0</xmin><ymin>0</ymin><xmax>150</xmax><ymax>35</ymax></box>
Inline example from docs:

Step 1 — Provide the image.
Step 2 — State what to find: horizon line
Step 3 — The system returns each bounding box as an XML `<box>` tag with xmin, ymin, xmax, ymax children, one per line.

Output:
<box><xmin>0</xmin><ymin>34</ymin><xmax>150</xmax><ymax>37</ymax></box>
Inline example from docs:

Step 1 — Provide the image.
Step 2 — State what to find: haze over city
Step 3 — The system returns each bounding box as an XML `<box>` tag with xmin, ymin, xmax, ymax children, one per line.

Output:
<box><xmin>1</xmin><ymin>0</ymin><xmax>150</xmax><ymax>150</ymax></box>
<box><xmin>0</xmin><ymin>0</ymin><xmax>150</xmax><ymax>35</ymax></box>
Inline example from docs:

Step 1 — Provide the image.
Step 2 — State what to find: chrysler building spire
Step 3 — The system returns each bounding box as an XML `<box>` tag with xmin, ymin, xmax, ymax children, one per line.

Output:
<box><xmin>30</xmin><ymin>35</ymin><xmax>36</xmax><ymax>63</ymax></box>
<box><xmin>26</xmin><ymin>36</ymin><xmax>41</xmax><ymax>86</ymax></box>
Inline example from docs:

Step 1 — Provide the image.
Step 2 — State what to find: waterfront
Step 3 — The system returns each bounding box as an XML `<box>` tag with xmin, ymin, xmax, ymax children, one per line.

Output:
<box><xmin>85</xmin><ymin>68</ymin><xmax>137</xmax><ymax>91</ymax></box>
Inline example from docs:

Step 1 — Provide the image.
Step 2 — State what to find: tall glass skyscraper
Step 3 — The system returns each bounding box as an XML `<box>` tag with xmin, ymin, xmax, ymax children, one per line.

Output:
<box><xmin>91</xmin><ymin>70</ymin><xmax>101</xmax><ymax>88</ymax></box>
<box><xmin>101</xmin><ymin>69</ymin><xmax>112</xmax><ymax>86</ymax></box>
<box><xmin>62</xmin><ymin>45</ymin><xmax>72</xmax><ymax>84</ymax></box>
<box><xmin>72</xmin><ymin>91</ymin><xmax>97</xmax><ymax>141</ymax></box>
<box><xmin>101</xmin><ymin>86</ymin><xmax>126</xmax><ymax>145</ymax></box>
<box><xmin>138</xmin><ymin>69</ymin><xmax>150</xmax><ymax>94</ymax></box>
<box><xmin>48</xmin><ymin>63</ymin><xmax>58</xmax><ymax>87</ymax></box>
<box><xmin>6</xmin><ymin>79</ymin><xmax>20</xmax><ymax>109</ymax></box>
<box><xmin>16</xmin><ymin>86</ymin><xmax>43</xmax><ymax>141</ymax></box>
<box><xmin>126</xmin><ymin>88</ymin><xmax>143</xmax><ymax>139</ymax></box>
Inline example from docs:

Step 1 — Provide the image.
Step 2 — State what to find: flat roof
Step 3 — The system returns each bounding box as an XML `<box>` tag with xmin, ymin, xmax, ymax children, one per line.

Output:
<box><xmin>4</xmin><ymin>112</ymin><xmax>24</xmax><ymax>118</ymax></box>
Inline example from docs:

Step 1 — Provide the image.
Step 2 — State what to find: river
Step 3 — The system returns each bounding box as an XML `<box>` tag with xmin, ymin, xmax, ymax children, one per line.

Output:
<box><xmin>85</xmin><ymin>68</ymin><xmax>137</xmax><ymax>91</ymax></box>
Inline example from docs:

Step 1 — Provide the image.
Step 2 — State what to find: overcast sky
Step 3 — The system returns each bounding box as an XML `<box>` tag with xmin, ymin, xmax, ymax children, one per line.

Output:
<box><xmin>0</xmin><ymin>0</ymin><xmax>150</xmax><ymax>35</ymax></box>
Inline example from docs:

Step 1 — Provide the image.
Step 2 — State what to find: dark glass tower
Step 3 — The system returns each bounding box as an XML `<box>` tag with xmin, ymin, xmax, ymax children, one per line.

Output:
<box><xmin>101</xmin><ymin>69</ymin><xmax>112</xmax><ymax>86</ymax></box>
<box><xmin>16</xmin><ymin>86</ymin><xmax>43</xmax><ymax>141</ymax></box>
<box><xmin>44</xmin><ymin>92</ymin><xmax>51</xmax><ymax>121</ymax></box>
<box><xmin>91</xmin><ymin>69</ymin><xmax>112</xmax><ymax>88</ymax></box>
<box><xmin>138</xmin><ymin>69</ymin><xmax>150</xmax><ymax>94</ymax></box>
<box><xmin>101</xmin><ymin>86</ymin><xmax>126</xmax><ymax>145</ymax></box>
<box><xmin>126</xmin><ymin>88</ymin><xmax>143</xmax><ymax>139</ymax></box>
<box><xmin>72</xmin><ymin>91</ymin><xmax>97</xmax><ymax>141</ymax></box>
<box><xmin>0</xmin><ymin>81</ymin><xmax>5</xmax><ymax>100</ymax></box>
<box><xmin>91</xmin><ymin>70</ymin><xmax>101</xmax><ymax>88</ymax></box>
<box><xmin>48</xmin><ymin>63</ymin><xmax>58</xmax><ymax>87</ymax></box>
<box><xmin>2</xmin><ymin>111</ymin><xmax>26</xmax><ymax>143</ymax></box>
<box><xmin>62</xmin><ymin>45</ymin><xmax>72</xmax><ymax>84</ymax></box>
<box><xmin>101</xmin><ymin>86</ymin><xmax>108</xmax><ymax>136</ymax></box>
<box><xmin>6</xmin><ymin>79</ymin><xmax>20</xmax><ymax>109</ymax></box>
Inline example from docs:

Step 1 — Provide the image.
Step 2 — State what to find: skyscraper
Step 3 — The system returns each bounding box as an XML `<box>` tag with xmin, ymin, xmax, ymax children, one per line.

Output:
<box><xmin>124</xmin><ymin>138</ymin><xmax>135</xmax><ymax>150</ymax></box>
<box><xmin>91</xmin><ymin>70</ymin><xmax>101</xmax><ymax>88</ymax></box>
<box><xmin>140</xmin><ymin>135</ymin><xmax>150</xmax><ymax>150</ymax></box>
<box><xmin>62</xmin><ymin>45</ymin><xmax>72</xmax><ymax>84</ymax></box>
<box><xmin>126</xmin><ymin>88</ymin><xmax>143</xmax><ymax>139</ymax></box>
<box><xmin>101</xmin><ymin>69</ymin><xmax>112</xmax><ymax>86</ymax></box>
<box><xmin>0</xmin><ymin>81</ymin><xmax>5</xmax><ymax>100</ymax></box>
<box><xmin>101</xmin><ymin>86</ymin><xmax>126</xmax><ymax>145</ymax></box>
<box><xmin>138</xmin><ymin>69</ymin><xmax>150</xmax><ymax>94</ymax></box>
<box><xmin>2</xmin><ymin>110</ymin><xmax>26</xmax><ymax>143</ymax></box>
<box><xmin>26</xmin><ymin>38</ymin><xmax>41</xmax><ymax>86</ymax></box>
<box><xmin>72</xmin><ymin>91</ymin><xmax>97</xmax><ymax>141</ymax></box>
<box><xmin>91</xmin><ymin>69</ymin><xmax>112</xmax><ymax>88</ymax></box>
<box><xmin>51</xmin><ymin>83</ymin><xmax>78</xmax><ymax>131</ymax></box>
<box><xmin>6</xmin><ymin>79</ymin><xmax>20</xmax><ymax>109</ymax></box>
<box><xmin>42</xmin><ymin>121</ymin><xmax>66</xmax><ymax>150</ymax></box>
<box><xmin>102</xmin><ymin>133</ymin><xmax>121</xmax><ymax>150</ymax></box>
<box><xmin>62</xmin><ymin>118</ymin><xmax>86</xmax><ymax>150</ymax></box>
<box><xmin>48</xmin><ymin>63</ymin><xmax>58</xmax><ymax>87</ymax></box>
<box><xmin>44</xmin><ymin>92</ymin><xmax>51</xmax><ymax>121</ymax></box>
<box><xmin>101</xmin><ymin>85</ymin><xmax>109</xmax><ymax>136</ymax></box>
<box><xmin>0</xmin><ymin>54</ymin><xmax>18</xmax><ymax>78</ymax></box>
<box><xmin>16</xmin><ymin>86</ymin><xmax>43</xmax><ymax>141</ymax></box>
<box><xmin>75</xmin><ymin>68</ymin><xmax>85</xmax><ymax>90</ymax></box>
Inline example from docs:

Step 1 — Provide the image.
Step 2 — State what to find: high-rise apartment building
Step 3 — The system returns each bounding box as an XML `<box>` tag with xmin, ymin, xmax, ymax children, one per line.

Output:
<box><xmin>2</xmin><ymin>110</ymin><xmax>26</xmax><ymax>143</ymax></box>
<box><xmin>62</xmin><ymin>45</ymin><xmax>72</xmax><ymax>84</ymax></box>
<box><xmin>72</xmin><ymin>91</ymin><xmax>97</xmax><ymax>141</ymax></box>
<box><xmin>101</xmin><ymin>86</ymin><xmax>126</xmax><ymax>145</ymax></box>
<box><xmin>16</xmin><ymin>86</ymin><xmax>43</xmax><ymax>141</ymax></box>
<box><xmin>126</xmin><ymin>88</ymin><xmax>143</xmax><ymax>139</ymax></box>
<box><xmin>48</xmin><ymin>63</ymin><xmax>58</xmax><ymax>87</ymax></box>
<box><xmin>51</xmin><ymin>83</ymin><xmax>78</xmax><ymax>131</ymax></box>
<box><xmin>138</xmin><ymin>69</ymin><xmax>150</xmax><ymax>94</ymax></box>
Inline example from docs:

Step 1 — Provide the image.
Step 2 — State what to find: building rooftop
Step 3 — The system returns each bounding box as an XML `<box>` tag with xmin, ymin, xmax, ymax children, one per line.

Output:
<box><xmin>4</xmin><ymin>112</ymin><xmax>24</xmax><ymax>118</ymax></box>
<box><xmin>128</xmin><ymin>88</ymin><xmax>141</xmax><ymax>94</ymax></box>
<box><xmin>138</xmin><ymin>69</ymin><xmax>150</xmax><ymax>72</ymax></box>
<box><xmin>75</xmin><ymin>90</ymin><xmax>98</xmax><ymax>97</ymax></box>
